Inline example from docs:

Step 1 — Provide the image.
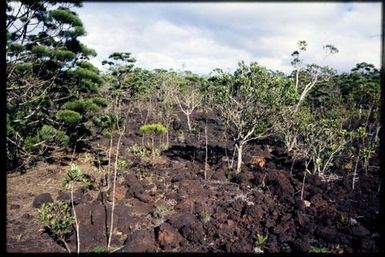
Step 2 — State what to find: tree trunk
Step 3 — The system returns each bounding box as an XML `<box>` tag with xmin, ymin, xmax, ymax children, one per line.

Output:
<box><xmin>300</xmin><ymin>169</ymin><xmax>307</xmax><ymax>201</ymax></box>
<box><xmin>71</xmin><ymin>182</ymin><xmax>80</xmax><ymax>254</ymax></box>
<box><xmin>236</xmin><ymin>143</ymin><xmax>243</xmax><ymax>175</ymax></box>
<box><xmin>166</xmin><ymin>129</ymin><xmax>169</xmax><ymax>148</ymax></box>
<box><xmin>106</xmin><ymin>135</ymin><xmax>113</xmax><ymax>189</ymax></box>
<box><xmin>186</xmin><ymin>113</ymin><xmax>191</xmax><ymax>132</ymax></box>
<box><xmin>107</xmin><ymin>110</ymin><xmax>128</xmax><ymax>250</ymax></box>
<box><xmin>352</xmin><ymin>149</ymin><xmax>361</xmax><ymax>191</ymax></box>
<box><xmin>204</xmin><ymin>123</ymin><xmax>208</xmax><ymax>180</ymax></box>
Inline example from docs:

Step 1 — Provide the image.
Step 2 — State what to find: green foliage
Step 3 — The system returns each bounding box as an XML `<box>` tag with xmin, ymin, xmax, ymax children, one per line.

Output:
<box><xmin>24</xmin><ymin>135</ymin><xmax>40</xmax><ymax>150</ymax></box>
<box><xmin>64</xmin><ymin>164</ymin><xmax>96</xmax><ymax>190</ymax></box>
<box><xmin>73</xmin><ymin>67</ymin><xmax>102</xmax><ymax>83</ymax></box>
<box><xmin>255</xmin><ymin>234</ymin><xmax>268</xmax><ymax>248</ymax></box>
<box><xmin>8</xmin><ymin>43</ymin><xmax>25</xmax><ymax>54</ymax></box>
<box><xmin>39</xmin><ymin>125</ymin><xmax>57</xmax><ymax>141</ymax></box>
<box><xmin>199</xmin><ymin>209</ymin><xmax>211</xmax><ymax>223</ymax></box>
<box><xmin>52</xmin><ymin>48</ymin><xmax>76</xmax><ymax>61</ymax></box>
<box><xmin>92</xmin><ymin>246</ymin><xmax>108</xmax><ymax>253</ymax></box>
<box><xmin>139</xmin><ymin>123</ymin><xmax>167</xmax><ymax>135</ymax></box>
<box><xmin>56</xmin><ymin>110</ymin><xmax>82</xmax><ymax>124</ymax></box>
<box><xmin>117</xmin><ymin>159</ymin><xmax>130</xmax><ymax>170</ymax></box>
<box><xmin>6</xmin><ymin>1</ymin><xmax>105</xmax><ymax>171</ymax></box>
<box><xmin>37</xmin><ymin>201</ymin><xmax>74</xmax><ymax>240</ymax></box>
<box><xmin>32</xmin><ymin>45</ymin><xmax>51</xmax><ymax>57</ymax></box>
<box><xmin>92</xmin><ymin>114</ymin><xmax>114</xmax><ymax>128</ymax></box>
<box><xmin>49</xmin><ymin>8</ymin><xmax>83</xmax><ymax>26</ymax></box>
<box><xmin>92</xmin><ymin>97</ymin><xmax>109</xmax><ymax>107</ymax></box>
<box><xmin>15</xmin><ymin>63</ymin><xmax>33</xmax><ymax>74</ymax></box>
<box><xmin>309</xmin><ymin>246</ymin><xmax>330</xmax><ymax>253</ymax></box>
<box><xmin>127</xmin><ymin>144</ymin><xmax>150</xmax><ymax>157</ymax></box>
<box><xmin>64</xmin><ymin>163</ymin><xmax>83</xmax><ymax>183</ymax></box>
<box><xmin>154</xmin><ymin>204</ymin><xmax>170</xmax><ymax>216</ymax></box>
<box><xmin>63</xmin><ymin>99</ymin><xmax>99</xmax><ymax>113</ymax></box>
<box><xmin>57</xmin><ymin>131</ymin><xmax>70</xmax><ymax>147</ymax></box>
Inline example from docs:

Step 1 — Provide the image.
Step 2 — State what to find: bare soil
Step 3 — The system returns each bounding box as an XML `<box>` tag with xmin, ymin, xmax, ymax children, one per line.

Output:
<box><xmin>6</xmin><ymin>111</ymin><xmax>381</xmax><ymax>253</ymax></box>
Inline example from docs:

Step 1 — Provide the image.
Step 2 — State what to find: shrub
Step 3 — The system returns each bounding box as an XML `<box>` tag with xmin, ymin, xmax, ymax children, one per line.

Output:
<box><xmin>199</xmin><ymin>209</ymin><xmax>211</xmax><ymax>223</ymax></box>
<box><xmin>139</xmin><ymin>123</ymin><xmax>167</xmax><ymax>157</ymax></box>
<box><xmin>57</xmin><ymin>131</ymin><xmax>70</xmax><ymax>147</ymax></box>
<box><xmin>63</xmin><ymin>99</ymin><xmax>99</xmax><ymax>113</ymax></box>
<box><xmin>127</xmin><ymin>144</ymin><xmax>150</xmax><ymax>157</ymax></box>
<box><xmin>139</xmin><ymin>123</ymin><xmax>167</xmax><ymax>135</ymax></box>
<box><xmin>37</xmin><ymin>200</ymin><xmax>74</xmax><ymax>252</ymax></box>
<box><xmin>255</xmin><ymin>234</ymin><xmax>268</xmax><ymax>248</ymax></box>
<box><xmin>23</xmin><ymin>135</ymin><xmax>39</xmax><ymax>150</ymax></box>
<box><xmin>92</xmin><ymin>246</ymin><xmax>108</xmax><ymax>253</ymax></box>
<box><xmin>309</xmin><ymin>246</ymin><xmax>330</xmax><ymax>253</ymax></box>
<box><xmin>56</xmin><ymin>110</ymin><xmax>82</xmax><ymax>124</ymax></box>
<box><xmin>92</xmin><ymin>97</ymin><xmax>109</xmax><ymax>107</ymax></box>
<box><xmin>39</xmin><ymin>125</ymin><xmax>57</xmax><ymax>141</ymax></box>
<box><xmin>117</xmin><ymin>159</ymin><xmax>130</xmax><ymax>170</ymax></box>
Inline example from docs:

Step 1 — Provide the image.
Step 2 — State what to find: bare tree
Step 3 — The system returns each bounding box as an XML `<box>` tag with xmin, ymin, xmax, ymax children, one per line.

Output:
<box><xmin>175</xmin><ymin>76</ymin><xmax>202</xmax><ymax>132</ymax></box>
<box><xmin>291</xmin><ymin>41</ymin><xmax>338</xmax><ymax>113</ymax></box>
<box><xmin>210</xmin><ymin>62</ymin><xmax>286</xmax><ymax>174</ymax></box>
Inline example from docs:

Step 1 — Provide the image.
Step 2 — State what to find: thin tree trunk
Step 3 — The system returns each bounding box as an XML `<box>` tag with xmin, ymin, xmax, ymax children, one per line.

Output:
<box><xmin>300</xmin><ymin>167</ymin><xmax>309</xmax><ymax>201</ymax></box>
<box><xmin>61</xmin><ymin>239</ymin><xmax>71</xmax><ymax>254</ymax></box>
<box><xmin>204</xmin><ymin>122</ymin><xmax>208</xmax><ymax>180</ymax></box>
<box><xmin>236</xmin><ymin>143</ymin><xmax>243</xmax><ymax>175</ymax></box>
<box><xmin>166</xmin><ymin>129</ymin><xmax>169</xmax><ymax>148</ymax></box>
<box><xmin>71</xmin><ymin>182</ymin><xmax>80</xmax><ymax>254</ymax></box>
<box><xmin>290</xmin><ymin>158</ymin><xmax>295</xmax><ymax>176</ymax></box>
<box><xmin>300</xmin><ymin>171</ymin><xmax>306</xmax><ymax>201</ymax></box>
<box><xmin>107</xmin><ymin>110</ymin><xmax>129</xmax><ymax>250</ymax></box>
<box><xmin>352</xmin><ymin>149</ymin><xmax>361</xmax><ymax>191</ymax></box>
<box><xmin>106</xmin><ymin>135</ymin><xmax>113</xmax><ymax>190</ymax></box>
<box><xmin>186</xmin><ymin>113</ymin><xmax>191</xmax><ymax>132</ymax></box>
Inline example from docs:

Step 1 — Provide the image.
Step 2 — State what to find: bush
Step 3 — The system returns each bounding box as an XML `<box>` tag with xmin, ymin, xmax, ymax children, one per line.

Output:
<box><xmin>139</xmin><ymin>123</ymin><xmax>167</xmax><ymax>157</ymax></box>
<box><xmin>92</xmin><ymin>97</ymin><xmax>108</xmax><ymax>107</ymax></box>
<box><xmin>139</xmin><ymin>123</ymin><xmax>167</xmax><ymax>135</ymax></box>
<box><xmin>63</xmin><ymin>99</ymin><xmax>99</xmax><ymax>113</ymax></box>
<box><xmin>56</xmin><ymin>110</ymin><xmax>82</xmax><ymax>124</ymax></box>
<box><xmin>57</xmin><ymin>131</ymin><xmax>70</xmax><ymax>147</ymax></box>
<box><xmin>39</xmin><ymin>125</ymin><xmax>57</xmax><ymax>141</ymax></box>
<box><xmin>92</xmin><ymin>114</ymin><xmax>114</xmax><ymax>128</ymax></box>
<box><xmin>23</xmin><ymin>135</ymin><xmax>39</xmax><ymax>150</ymax></box>
<box><xmin>37</xmin><ymin>201</ymin><xmax>74</xmax><ymax>241</ymax></box>
<box><xmin>127</xmin><ymin>144</ymin><xmax>150</xmax><ymax>157</ymax></box>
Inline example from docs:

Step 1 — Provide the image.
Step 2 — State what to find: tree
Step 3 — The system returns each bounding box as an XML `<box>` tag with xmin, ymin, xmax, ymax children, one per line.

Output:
<box><xmin>290</xmin><ymin>40</ymin><xmax>338</xmax><ymax>113</ymax></box>
<box><xmin>279</xmin><ymin>40</ymin><xmax>339</xmax><ymax>154</ymax></box>
<box><xmin>6</xmin><ymin>1</ymin><xmax>104</xmax><ymax>171</ymax></box>
<box><xmin>153</xmin><ymin>70</ymin><xmax>179</xmax><ymax>147</ymax></box>
<box><xmin>175</xmin><ymin>72</ymin><xmax>203</xmax><ymax>132</ymax></box>
<box><xmin>210</xmin><ymin>61</ymin><xmax>289</xmax><ymax>174</ymax></box>
<box><xmin>139</xmin><ymin>123</ymin><xmax>167</xmax><ymax>158</ymax></box>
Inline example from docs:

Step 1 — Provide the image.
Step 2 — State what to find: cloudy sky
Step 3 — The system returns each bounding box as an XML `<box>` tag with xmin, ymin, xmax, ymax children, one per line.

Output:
<box><xmin>75</xmin><ymin>2</ymin><xmax>382</xmax><ymax>75</ymax></box>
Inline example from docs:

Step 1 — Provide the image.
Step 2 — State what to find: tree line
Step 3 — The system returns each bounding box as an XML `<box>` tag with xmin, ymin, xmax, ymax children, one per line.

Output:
<box><xmin>7</xmin><ymin>1</ymin><xmax>380</xmax><ymax>187</ymax></box>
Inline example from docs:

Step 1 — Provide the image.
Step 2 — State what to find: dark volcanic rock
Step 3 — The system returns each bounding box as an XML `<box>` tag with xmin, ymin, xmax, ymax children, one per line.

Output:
<box><xmin>121</xmin><ymin>229</ymin><xmax>156</xmax><ymax>252</ymax></box>
<box><xmin>168</xmin><ymin>212</ymin><xmax>204</xmax><ymax>243</ymax></box>
<box><xmin>211</xmin><ymin>169</ymin><xmax>227</xmax><ymax>181</ymax></box>
<box><xmin>32</xmin><ymin>193</ymin><xmax>53</xmax><ymax>208</ymax></box>
<box><xmin>156</xmin><ymin>223</ymin><xmax>183</xmax><ymax>250</ymax></box>
<box><xmin>74</xmin><ymin>203</ymin><xmax>92</xmax><ymax>225</ymax></box>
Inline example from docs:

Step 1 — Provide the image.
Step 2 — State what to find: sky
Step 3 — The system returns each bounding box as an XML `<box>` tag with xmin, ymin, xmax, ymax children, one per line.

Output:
<box><xmin>74</xmin><ymin>2</ymin><xmax>382</xmax><ymax>75</ymax></box>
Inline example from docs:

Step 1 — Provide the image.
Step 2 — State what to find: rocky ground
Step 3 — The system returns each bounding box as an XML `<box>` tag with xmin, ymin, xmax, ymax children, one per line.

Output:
<box><xmin>6</xmin><ymin>111</ymin><xmax>381</xmax><ymax>253</ymax></box>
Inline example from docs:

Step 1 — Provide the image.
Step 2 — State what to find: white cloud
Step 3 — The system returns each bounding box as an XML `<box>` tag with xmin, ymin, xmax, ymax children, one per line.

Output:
<box><xmin>75</xmin><ymin>2</ymin><xmax>381</xmax><ymax>74</ymax></box>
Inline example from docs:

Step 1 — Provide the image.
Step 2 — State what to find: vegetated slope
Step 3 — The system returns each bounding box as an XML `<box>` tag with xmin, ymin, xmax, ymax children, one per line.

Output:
<box><xmin>7</xmin><ymin>110</ymin><xmax>380</xmax><ymax>253</ymax></box>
